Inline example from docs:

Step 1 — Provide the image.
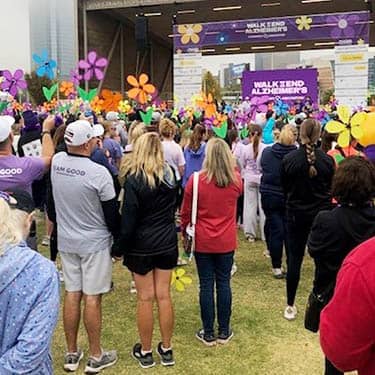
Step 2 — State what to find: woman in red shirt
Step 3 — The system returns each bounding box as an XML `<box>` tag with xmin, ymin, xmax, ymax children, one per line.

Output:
<box><xmin>181</xmin><ymin>138</ymin><xmax>243</xmax><ymax>346</ymax></box>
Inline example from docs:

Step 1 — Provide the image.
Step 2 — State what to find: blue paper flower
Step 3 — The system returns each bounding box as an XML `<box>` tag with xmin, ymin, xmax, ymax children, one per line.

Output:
<box><xmin>32</xmin><ymin>50</ymin><xmax>57</xmax><ymax>79</ymax></box>
<box><xmin>274</xmin><ymin>98</ymin><xmax>289</xmax><ymax>117</ymax></box>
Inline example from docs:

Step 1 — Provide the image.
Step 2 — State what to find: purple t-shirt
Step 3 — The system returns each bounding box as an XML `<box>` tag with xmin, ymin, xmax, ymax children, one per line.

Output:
<box><xmin>0</xmin><ymin>155</ymin><xmax>45</xmax><ymax>194</ymax></box>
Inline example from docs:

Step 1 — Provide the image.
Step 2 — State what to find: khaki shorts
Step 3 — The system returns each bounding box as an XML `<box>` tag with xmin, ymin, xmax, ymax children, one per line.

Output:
<box><xmin>60</xmin><ymin>250</ymin><xmax>112</xmax><ymax>295</ymax></box>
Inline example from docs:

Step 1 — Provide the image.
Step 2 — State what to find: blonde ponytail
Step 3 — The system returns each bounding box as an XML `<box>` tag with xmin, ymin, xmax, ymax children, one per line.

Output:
<box><xmin>306</xmin><ymin>143</ymin><xmax>317</xmax><ymax>178</ymax></box>
<box><xmin>0</xmin><ymin>199</ymin><xmax>25</xmax><ymax>255</ymax></box>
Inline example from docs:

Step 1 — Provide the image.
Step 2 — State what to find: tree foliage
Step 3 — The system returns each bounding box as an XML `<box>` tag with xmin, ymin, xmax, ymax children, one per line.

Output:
<box><xmin>202</xmin><ymin>71</ymin><xmax>221</xmax><ymax>101</ymax></box>
<box><xmin>25</xmin><ymin>71</ymin><xmax>54</xmax><ymax>105</ymax></box>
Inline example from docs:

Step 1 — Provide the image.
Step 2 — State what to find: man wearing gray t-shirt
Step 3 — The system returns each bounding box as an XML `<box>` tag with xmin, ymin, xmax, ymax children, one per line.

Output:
<box><xmin>51</xmin><ymin>120</ymin><xmax>119</xmax><ymax>373</ymax></box>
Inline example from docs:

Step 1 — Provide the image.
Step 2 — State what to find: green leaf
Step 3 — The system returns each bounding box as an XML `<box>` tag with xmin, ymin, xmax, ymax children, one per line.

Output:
<box><xmin>240</xmin><ymin>127</ymin><xmax>249</xmax><ymax>139</ymax></box>
<box><xmin>140</xmin><ymin>108</ymin><xmax>154</xmax><ymax>126</ymax></box>
<box><xmin>88</xmin><ymin>88</ymin><xmax>98</xmax><ymax>102</ymax></box>
<box><xmin>0</xmin><ymin>102</ymin><xmax>8</xmax><ymax>114</ymax></box>
<box><xmin>194</xmin><ymin>111</ymin><xmax>201</xmax><ymax>119</ymax></box>
<box><xmin>42</xmin><ymin>83</ymin><xmax>58</xmax><ymax>102</ymax></box>
<box><xmin>213</xmin><ymin>120</ymin><xmax>228</xmax><ymax>139</ymax></box>
<box><xmin>77</xmin><ymin>86</ymin><xmax>88</xmax><ymax>101</ymax></box>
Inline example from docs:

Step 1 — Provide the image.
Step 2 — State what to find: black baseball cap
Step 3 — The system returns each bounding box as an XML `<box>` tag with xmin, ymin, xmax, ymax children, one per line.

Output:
<box><xmin>0</xmin><ymin>189</ymin><xmax>35</xmax><ymax>213</ymax></box>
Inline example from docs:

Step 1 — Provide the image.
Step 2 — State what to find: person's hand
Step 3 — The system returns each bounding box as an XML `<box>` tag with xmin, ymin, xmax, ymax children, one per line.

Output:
<box><xmin>43</xmin><ymin>115</ymin><xmax>55</xmax><ymax>132</ymax></box>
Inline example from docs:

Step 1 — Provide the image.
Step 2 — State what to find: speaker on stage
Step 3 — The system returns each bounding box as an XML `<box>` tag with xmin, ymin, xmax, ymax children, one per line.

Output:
<box><xmin>135</xmin><ymin>15</ymin><xmax>149</xmax><ymax>51</ymax></box>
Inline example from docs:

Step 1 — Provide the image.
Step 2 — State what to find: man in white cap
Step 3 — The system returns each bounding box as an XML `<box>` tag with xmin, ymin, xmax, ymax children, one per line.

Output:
<box><xmin>51</xmin><ymin>120</ymin><xmax>119</xmax><ymax>373</ymax></box>
<box><xmin>0</xmin><ymin>114</ymin><xmax>55</xmax><ymax>194</ymax></box>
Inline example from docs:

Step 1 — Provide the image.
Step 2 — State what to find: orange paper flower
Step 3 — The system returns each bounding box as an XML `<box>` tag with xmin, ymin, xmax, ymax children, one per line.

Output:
<box><xmin>11</xmin><ymin>100</ymin><xmax>23</xmax><ymax>112</ymax></box>
<box><xmin>90</xmin><ymin>96</ymin><xmax>104</xmax><ymax>114</ymax></box>
<box><xmin>42</xmin><ymin>98</ymin><xmax>57</xmax><ymax>112</ymax></box>
<box><xmin>101</xmin><ymin>89</ymin><xmax>123</xmax><ymax>112</ymax></box>
<box><xmin>127</xmin><ymin>74</ymin><xmax>156</xmax><ymax>104</ymax></box>
<box><xmin>60</xmin><ymin>81</ymin><xmax>75</xmax><ymax>97</ymax></box>
<box><xmin>196</xmin><ymin>93</ymin><xmax>217</xmax><ymax>119</ymax></box>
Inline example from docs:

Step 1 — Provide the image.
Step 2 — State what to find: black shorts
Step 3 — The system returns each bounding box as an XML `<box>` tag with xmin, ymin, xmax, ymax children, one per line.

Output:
<box><xmin>124</xmin><ymin>249</ymin><xmax>178</xmax><ymax>276</ymax></box>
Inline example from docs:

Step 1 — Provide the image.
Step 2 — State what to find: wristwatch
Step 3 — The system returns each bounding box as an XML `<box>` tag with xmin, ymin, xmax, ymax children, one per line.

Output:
<box><xmin>41</xmin><ymin>130</ymin><xmax>51</xmax><ymax>137</ymax></box>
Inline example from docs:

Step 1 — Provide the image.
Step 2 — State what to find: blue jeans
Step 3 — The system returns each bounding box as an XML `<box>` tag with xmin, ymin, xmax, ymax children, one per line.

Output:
<box><xmin>195</xmin><ymin>251</ymin><xmax>234</xmax><ymax>336</ymax></box>
<box><xmin>261</xmin><ymin>193</ymin><xmax>287</xmax><ymax>269</ymax></box>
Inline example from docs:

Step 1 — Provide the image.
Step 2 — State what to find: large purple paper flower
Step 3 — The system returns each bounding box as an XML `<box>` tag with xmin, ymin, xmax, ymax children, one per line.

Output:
<box><xmin>70</xmin><ymin>69</ymin><xmax>82</xmax><ymax>86</ymax></box>
<box><xmin>249</xmin><ymin>96</ymin><xmax>270</xmax><ymax>120</ymax></box>
<box><xmin>1</xmin><ymin>70</ymin><xmax>27</xmax><ymax>97</ymax></box>
<box><xmin>78</xmin><ymin>51</ymin><xmax>108</xmax><ymax>81</ymax></box>
<box><xmin>326</xmin><ymin>14</ymin><xmax>359</xmax><ymax>39</ymax></box>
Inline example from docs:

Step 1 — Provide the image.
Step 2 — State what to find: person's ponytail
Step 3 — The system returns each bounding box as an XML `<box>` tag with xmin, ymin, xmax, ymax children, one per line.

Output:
<box><xmin>306</xmin><ymin>143</ymin><xmax>317</xmax><ymax>178</ymax></box>
<box><xmin>249</xmin><ymin>124</ymin><xmax>263</xmax><ymax>161</ymax></box>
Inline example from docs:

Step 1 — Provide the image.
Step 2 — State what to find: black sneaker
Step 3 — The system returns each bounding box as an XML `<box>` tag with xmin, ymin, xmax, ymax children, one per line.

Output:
<box><xmin>157</xmin><ymin>342</ymin><xmax>175</xmax><ymax>366</ymax></box>
<box><xmin>195</xmin><ymin>329</ymin><xmax>216</xmax><ymax>346</ymax></box>
<box><xmin>132</xmin><ymin>343</ymin><xmax>156</xmax><ymax>369</ymax></box>
<box><xmin>217</xmin><ymin>330</ymin><xmax>234</xmax><ymax>345</ymax></box>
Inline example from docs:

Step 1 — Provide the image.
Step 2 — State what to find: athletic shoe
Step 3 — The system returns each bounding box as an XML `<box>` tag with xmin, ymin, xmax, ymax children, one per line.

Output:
<box><xmin>231</xmin><ymin>263</ymin><xmax>238</xmax><ymax>277</ymax></box>
<box><xmin>156</xmin><ymin>342</ymin><xmax>175</xmax><ymax>366</ymax></box>
<box><xmin>195</xmin><ymin>329</ymin><xmax>216</xmax><ymax>347</ymax></box>
<box><xmin>84</xmin><ymin>350</ymin><xmax>117</xmax><ymax>373</ymax></box>
<box><xmin>58</xmin><ymin>270</ymin><xmax>64</xmax><ymax>283</ymax></box>
<box><xmin>63</xmin><ymin>349</ymin><xmax>83</xmax><ymax>372</ymax></box>
<box><xmin>284</xmin><ymin>305</ymin><xmax>297</xmax><ymax>321</ymax></box>
<box><xmin>217</xmin><ymin>330</ymin><xmax>234</xmax><ymax>345</ymax></box>
<box><xmin>130</xmin><ymin>280</ymin><xmax>137</xmax><ymax>294</ymax></box>
<box><xmin>246</xmin><ymin>235</ymin><xmax>255</xmax><ymax>243</ymax></box>
<box><xmin>132</xmin><ymin>343</ymin><xmax>156</xmax><ymax>369</ymax></box>
<box><xmin>272</xmin><ymin>268</ymin><xmax>284</xmax><ymax>279</ymax></box>
<box><xmin>41</xmin><ymin>235</ymin><xmax>50</xmax><ymax>246</ymax></box>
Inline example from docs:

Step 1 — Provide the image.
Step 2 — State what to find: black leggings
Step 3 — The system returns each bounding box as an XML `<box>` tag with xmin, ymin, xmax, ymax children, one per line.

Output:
<box><xmin>50</xmin><ymin>223</ymin><xmax>58</xmax><ymax>262</ymax></box>
<box><xmin>325</xmin><ymin>357</ymin><xmax>343</xmax><ymax>375</ymax></box>
<box><xmin>286</xmin><ymin>211</ymin><xmax>316</xmax><ymax>306</ymax></box>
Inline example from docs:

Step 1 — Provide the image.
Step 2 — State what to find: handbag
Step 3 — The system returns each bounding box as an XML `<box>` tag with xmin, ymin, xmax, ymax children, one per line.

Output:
<box><xmin>183</xmin><ymin>172</ymin><xmax>199</xmax><ymax>261</ymax></box>
<box><xmin>304</xmin><ymin>282</ymin><xmax>335</xmax><ymax>333</ymax></box>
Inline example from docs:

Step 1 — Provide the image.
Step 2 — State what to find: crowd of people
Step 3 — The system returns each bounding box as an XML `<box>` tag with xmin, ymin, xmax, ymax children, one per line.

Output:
<box><xmin>0</xmin><ymin>100</ymin><xmax>374</xmax><ymax>375</ymax></box>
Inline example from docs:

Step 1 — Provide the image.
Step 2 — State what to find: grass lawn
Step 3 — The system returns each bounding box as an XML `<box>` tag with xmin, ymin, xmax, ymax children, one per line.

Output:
<box><xmin>36</xmin><ymin>218</ymin><xmax>350</xmax><ymax>375</ymax></box>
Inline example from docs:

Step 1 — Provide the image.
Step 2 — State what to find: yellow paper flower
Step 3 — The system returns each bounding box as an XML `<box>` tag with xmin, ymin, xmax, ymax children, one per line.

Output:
<box><xmin>357</xmin><ymin>38</ymin><xmax>365</xmax><ymax>45</ymax></box>
<box><xmin>171</xmin><ymin>268</ymin><xmax>192</xmax><ymax>292</ymax></box>
<box><xmin>177</xmin><ymin>24</ymin><xmax>203</xmax><ymax>45</ymax></box>
<box><xmin>325</xmin><ymin>105</ymin><xmax>365</xmax><ymax>147</ymax></box>
<box><xmin>118</xmin><ymin>100</ymin><xmax>131</xmax><ymax>114</ymax></box>
<box><xmin>296</xmin><ymin>16</ymin><xmax>313</xmax><ymax>31</ymax></box>
<box><xmin>90</xmin><ymin>96</ymin><xmax>104</xmax><ymax>114</ymax></box>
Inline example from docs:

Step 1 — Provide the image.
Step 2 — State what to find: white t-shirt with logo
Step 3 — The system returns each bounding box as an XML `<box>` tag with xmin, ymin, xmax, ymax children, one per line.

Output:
<box><xmin>51</xmin><ymin>152</ymin><xmax>116</xmax><ymax>254</ymax></box>
<box><xmin>162</xmin><ymin>140</ymin><xmax>185</xmax><ymax>181</ymax></box>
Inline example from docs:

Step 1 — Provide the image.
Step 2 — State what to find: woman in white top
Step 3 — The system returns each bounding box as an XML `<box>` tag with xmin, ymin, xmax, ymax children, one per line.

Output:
<box><xmin>240</xmin><ymin>124</ymin><xmax>267</xmax><ymax>242</ymax></box>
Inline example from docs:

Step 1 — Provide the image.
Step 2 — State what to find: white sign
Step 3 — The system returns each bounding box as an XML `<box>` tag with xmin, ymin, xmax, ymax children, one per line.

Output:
<box><xmin>174</xmin><ymin>52</ymin><xmax>202</xmax><ymax>107</ymax></box>
<box><xmin>335</xmin><ymin>44</ymin><xmax>369</xmax><ymax>107</ymax></box>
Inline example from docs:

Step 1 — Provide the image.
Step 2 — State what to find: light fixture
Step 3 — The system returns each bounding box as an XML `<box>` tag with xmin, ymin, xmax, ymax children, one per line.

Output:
<box><xmin>251</xmin><ymin>45</ymin><xmax>276</xmax><ymax>50</ymax></box>
<box><xmin>225</xmin><ymin>47</ymin><xmax>241</xmax><ymax>51</ymax></box>
<box><xmin>314</xmin><ymin>41</ymin><xmax>335</xmax><ymax>46</ymax></box>
<box><xmin>213</xmin><ymin>6</ymin><xmax>242</xmax><ymax>11</ymax></box>
<box><xmin>261</xmin><ymin>2</ymin><xmax>281</xmax><ymax>6</ymax></box>
<box><xmin>144</xmin><ymin>12</ymin><xmax>162</xmax><ymax>17</ymax></box>
<box><xmin>287</xmin><ymin>43</ymin><xmax>302</xmax><ymax>47</ymax></box>
<box><xmin>168</xmin><ymin>34</ymin><xmax>178</xmax><ymax>38</ymax></box>
<box><xmin>200</xmin><ymin>49</ymin><xmax>216</xmax><ymax>53</ymax></box>
<box><xmin>301</xmin><ymin>0</ymin><xmax>332</xmax><ymax>3</ymax></box>
<box><xmin>177</xmin><ymin>9</ymin><xmax>196</xmax><ymax>14</ymax></box>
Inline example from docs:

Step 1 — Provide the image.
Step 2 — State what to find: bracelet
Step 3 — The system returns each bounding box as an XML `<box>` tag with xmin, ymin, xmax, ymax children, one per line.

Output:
<box><xmin>41</xmin><ymin>131</ymin><xmax>51</xmax><ymax>137</ymax></box>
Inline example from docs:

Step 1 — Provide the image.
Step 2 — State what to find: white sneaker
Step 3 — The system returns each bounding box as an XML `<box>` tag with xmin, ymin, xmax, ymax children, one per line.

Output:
<box><xmin>41</xmin><ymin>235</ymin><xmax>50</xmax><ymax>246</ymax></box>
<box><xmin>177</xmin><ymin>258</ymin><xmax>188</xmax><ymax>266</ymax></box>
<box><xmin>231</xmin><ymin>263</ymin><xmax>238</xmax><ymax>277</ymax></box>
<box><xmin>130</xmin><ymin>281</ymin><xmax>137</xmax><ymax>294</ymax></box>
<box><xmin>263</xmin><ymin>250</ymin><xmax>271</xmax><ymax>258</ymax></box>
<box><xmin>284</xmin><ymin>305</ymin><xmax>297</xmax><ymax>321</ymax></box>
<box><xmin>246</xmin><ymin>235</ymin><xmax>255</xmax><ymax>243</ymax></box>
<box><xmin>272</xmin><ymin>268</ymin><xmax>283</xmax><ymax>279</ymax></box>
<box><xmin>58</xmin><ymin>270</ymin><xmax>64</xmax><ymax>283</ymax></box>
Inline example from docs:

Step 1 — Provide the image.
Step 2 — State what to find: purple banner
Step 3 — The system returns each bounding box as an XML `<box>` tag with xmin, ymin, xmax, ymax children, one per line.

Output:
<box><xmin>242</xmin><ymin>68</ymin><xmax>319</xmax><ymax>104</ymax></box>
<box><xmin>173</xmin><ymin>11</ymin><xmax>370</xmax><ymax>50</ymax></box>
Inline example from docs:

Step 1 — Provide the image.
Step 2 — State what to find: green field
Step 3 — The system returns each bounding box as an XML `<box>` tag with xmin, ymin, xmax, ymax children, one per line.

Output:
<box><xmin>35</xmin><ymin>219</ymin><xmax>346</xmax><ymax>375</ymax></box>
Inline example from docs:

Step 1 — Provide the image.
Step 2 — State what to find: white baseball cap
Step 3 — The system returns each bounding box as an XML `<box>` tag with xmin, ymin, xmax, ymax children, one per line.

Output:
<box><xmin>93</xmin><ymin>124</ymin><xmax>104</xmax><ymax>137</ymax></box>
<box><xmin>106</xmin><ymin>111</ymin><xmax>119</xmax><ymax>121</ymax></box>
<box><xmin>0</xmin><ymin>115</ymin><xmax>15</xmax><ymax>142</ymax></box>
<box><xmin>64</xmin><ymin>120</ymin><xmax>94</xmax><ymax>146</ymax></box>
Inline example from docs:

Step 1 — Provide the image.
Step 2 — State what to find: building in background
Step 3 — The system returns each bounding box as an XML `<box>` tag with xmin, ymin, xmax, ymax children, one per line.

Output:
<box><xmin>255</xmin><ymin>51</ymin><xmax>301</xmax><ymax>70</ymax></box>
<box><xmin>0</xmin><ymin>0</ymin><xmax>77</xmax><ymax>78</ymax></box>
<box><xmin>369</xmin><ymin>57</ymin><xmax>375</xmax><ymax>94</ymax></box>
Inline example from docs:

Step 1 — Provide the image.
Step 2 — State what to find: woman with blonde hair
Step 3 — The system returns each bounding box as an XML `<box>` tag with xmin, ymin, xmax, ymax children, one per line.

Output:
<box><xmin>281</xmin><ymin>119</ymin><xmax>335</xmax><ymax>320</ymax></box>
<box><xmin>112</xmin><ymin>132</ymin><xmax>178</xmax><ymax>368</ymax></box>
<box><xmin>0</xmin><ymin>190</ymin><xmax>59</xmax><ymax>374</ymax></box>
<box><xmin>181</xmin><ymin>138</ymin><xmax>243</xmax><ymax>346</ymax></box>
<box><xmin>260</xmin><ymin>125</ymin><xmax>297</xmax><ymax>279</ymax></box>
